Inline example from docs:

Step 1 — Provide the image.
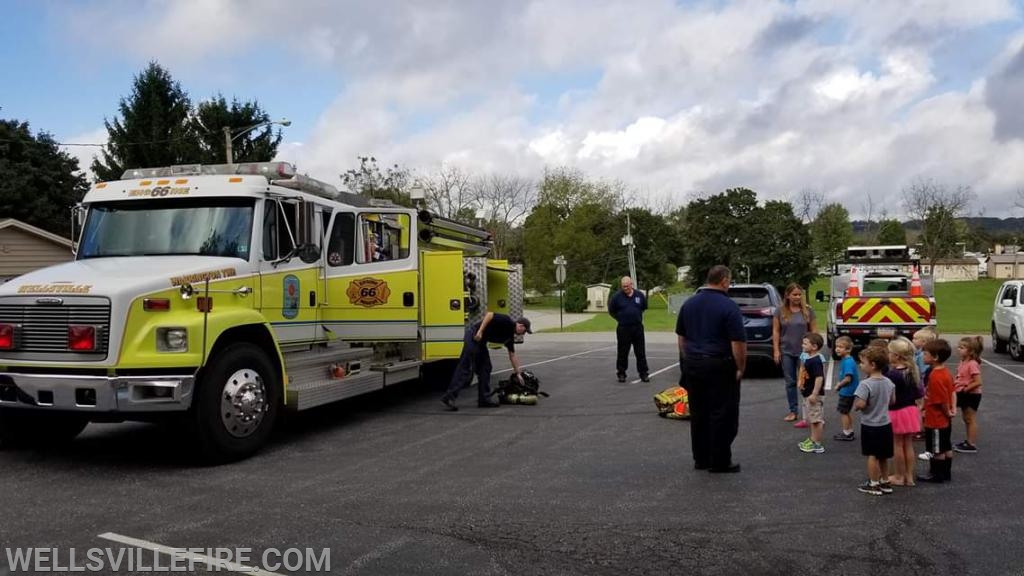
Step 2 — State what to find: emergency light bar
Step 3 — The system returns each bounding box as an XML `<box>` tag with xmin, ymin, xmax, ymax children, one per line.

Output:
<box><xmin>121</xmin><ymin>162</ymin><xmax>296</xmax><ymax>180</ymax></box>
<box><xmin>117</xmin><ymin>162</ymin><xmax>373</xmax><ymax>206</ymax></box>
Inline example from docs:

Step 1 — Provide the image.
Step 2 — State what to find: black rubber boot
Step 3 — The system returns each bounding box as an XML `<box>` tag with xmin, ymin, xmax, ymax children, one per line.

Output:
<box><xmin>917</xmin><ymin>458</ymin><xmax>944</xmax><ymax>483</ymax></box>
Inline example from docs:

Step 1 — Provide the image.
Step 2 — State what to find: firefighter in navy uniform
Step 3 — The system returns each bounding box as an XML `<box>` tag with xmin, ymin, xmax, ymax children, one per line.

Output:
<box><xmin>676</xmin><ymin>265</ymin><xmax>747</xmax><ymax>473</ymax></box>
<box><xmin>441</xmin><ymin>312</ymin><xmax>531</xmax><ymax>411</ymax></box>
<box><xmin>609</xmin><ymin>276</ymin><xmax>649</xmax><ymax>382</ymax></box>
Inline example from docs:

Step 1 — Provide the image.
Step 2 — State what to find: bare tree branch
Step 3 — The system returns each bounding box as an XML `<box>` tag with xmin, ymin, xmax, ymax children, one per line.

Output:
<box><xmin>901</xmin><ymin>178</ymin><xmax>976</xmax><ymax>268</ymax></box>
<box><xmin>422</xmin><ymin>164</ymin><xmax>478</xmax><ymax>220</ymax></box>
<box><xmin>792</xmin><ymin>188</ymin><xmax>826</xmax><ymax>223</ymax></box>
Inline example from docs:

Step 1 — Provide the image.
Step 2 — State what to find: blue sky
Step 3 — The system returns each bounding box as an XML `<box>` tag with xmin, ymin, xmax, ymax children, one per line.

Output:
<box><xmin>2</xmin><ymin>0</ymin><xmax>1024</xmax><ymax>215</ymax></box>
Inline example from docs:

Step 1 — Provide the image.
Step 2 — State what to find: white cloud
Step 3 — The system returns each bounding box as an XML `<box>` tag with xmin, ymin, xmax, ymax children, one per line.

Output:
<box><xmin>60</xmin><ymin>127</ymin><xmax>108</xmax><ymax>181</ymax></box>
<box><xmin>51</xmin><ymin>0</ymin><xmax>1024</xmax><ymax>215</ymax></box>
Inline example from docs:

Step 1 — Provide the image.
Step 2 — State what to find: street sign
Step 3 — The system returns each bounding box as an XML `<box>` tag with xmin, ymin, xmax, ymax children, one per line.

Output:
<box><xmin>553</xmin><ymin>255</ymin><xmax>567</xmax><ymax>332</ymax></box>
<box><xmin>553</xmin><ymin>255</ymin><xmax>567</xmax><ymax>286</ymax></box>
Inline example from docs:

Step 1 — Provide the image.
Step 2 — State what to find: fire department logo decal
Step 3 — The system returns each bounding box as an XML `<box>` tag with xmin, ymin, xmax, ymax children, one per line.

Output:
<box><xmin>347</xmin><ymin>277</ymin><xmax>391</xmax><ymax>307</ymax></box>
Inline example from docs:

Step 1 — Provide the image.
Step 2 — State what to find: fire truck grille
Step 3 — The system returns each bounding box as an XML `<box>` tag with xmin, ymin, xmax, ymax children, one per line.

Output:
<box><xmin>0</xmin><ymin>303</ymin><xmax>111</xmax><ymax>355</ymax></box>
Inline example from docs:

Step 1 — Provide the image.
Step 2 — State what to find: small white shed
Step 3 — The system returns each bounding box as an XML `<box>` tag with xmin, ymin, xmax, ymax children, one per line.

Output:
<box><xmin>586</xmin><ymin>283</ymin><xmax>612</xmax><ymax>312</ymax></box>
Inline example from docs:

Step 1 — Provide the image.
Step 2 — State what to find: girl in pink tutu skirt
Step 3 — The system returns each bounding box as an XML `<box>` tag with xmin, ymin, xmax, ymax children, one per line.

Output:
<box><xmin>887</xmin><ymin>337</ymin><xmax>924</xmax><ymax>486</ymax></box>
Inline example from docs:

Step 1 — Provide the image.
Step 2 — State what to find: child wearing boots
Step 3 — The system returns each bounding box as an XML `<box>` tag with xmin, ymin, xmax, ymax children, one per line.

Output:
<box><xmin>918</xmin><ymin>339</ymin><xmax>955</xmax><ymax>483</ymax></box>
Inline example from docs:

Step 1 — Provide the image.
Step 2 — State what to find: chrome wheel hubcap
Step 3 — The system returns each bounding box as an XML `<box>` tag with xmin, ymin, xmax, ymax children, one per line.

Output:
<box><xmin>220</xmin><ymin>368</ymin><xmax>267</xmax><ymax>438</ymax></box>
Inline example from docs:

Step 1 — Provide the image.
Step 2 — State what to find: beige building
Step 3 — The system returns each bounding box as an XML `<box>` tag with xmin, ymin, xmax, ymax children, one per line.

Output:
<box><xmin>919</xmin><ymin>258</ymin><xmax>980</xmax><ymax>282</ymax></box>
<box><xmin>586</xmin><ymin>283</ymin><xmax>611</xmax><ymax>312</ymax></box>
<box><xmin>987</xmin><ymin>254</ymin><xmax>1024</xmax><ymax>279</ymax></box>
<box><xmin>0</xmin><ymin>219</ymin><xmax>74</xmax><ymax>283</ymax></box>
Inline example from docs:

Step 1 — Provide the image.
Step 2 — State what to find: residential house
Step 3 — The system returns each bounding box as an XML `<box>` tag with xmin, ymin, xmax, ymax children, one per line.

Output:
<box><xmin>0</xmin><ymin>219</ymin><xmax>74</xmax><ymax>283</ymax></box>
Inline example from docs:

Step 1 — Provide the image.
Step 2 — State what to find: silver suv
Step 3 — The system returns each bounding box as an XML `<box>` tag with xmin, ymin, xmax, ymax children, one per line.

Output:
<box><xmin>992</xmin><ymin>280</ymin><xmax>1024</xmax><ymax>359</ymax></box>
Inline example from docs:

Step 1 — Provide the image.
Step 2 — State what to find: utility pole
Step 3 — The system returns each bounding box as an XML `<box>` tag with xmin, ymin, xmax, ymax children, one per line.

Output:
<box><xmin>622</xmin><ymin>213</ymin><xmax>637</xmax><ymax>288</ymax></box>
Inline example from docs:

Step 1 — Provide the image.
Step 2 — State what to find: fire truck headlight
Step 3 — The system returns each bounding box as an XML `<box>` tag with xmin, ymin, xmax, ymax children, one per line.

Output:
<box><xmin>156</xmin><ymin>327</ymin><xmax>188</xmax><ymax>352</ymax></box>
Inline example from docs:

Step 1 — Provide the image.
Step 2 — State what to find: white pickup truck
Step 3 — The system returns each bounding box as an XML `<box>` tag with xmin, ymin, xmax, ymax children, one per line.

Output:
<box><xmin>991</xmin><ymin>280</ymin><xmax>1024</xmax><ymax>359</ymax></box>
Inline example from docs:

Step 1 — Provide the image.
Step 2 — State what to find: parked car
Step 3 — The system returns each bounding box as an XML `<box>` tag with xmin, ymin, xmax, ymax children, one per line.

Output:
<box><xmin>991</xmin><ymin>280</ymin><xmax>1024</xmax><ymax>359</ymax></box>
<box><xmin>727</xmin><ymin>283</ymin><xmax>782</xmax><ymax>365</ymax></box>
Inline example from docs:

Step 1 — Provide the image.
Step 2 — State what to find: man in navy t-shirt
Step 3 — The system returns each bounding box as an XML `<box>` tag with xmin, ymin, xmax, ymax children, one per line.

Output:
<box><xmin>676</xmin><ymin>265</ymin><xmax>747</xmax><ymax>473</ymax></box>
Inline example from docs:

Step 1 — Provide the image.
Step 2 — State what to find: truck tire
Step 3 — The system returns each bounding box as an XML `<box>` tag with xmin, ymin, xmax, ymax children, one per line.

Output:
<box><xmin>992</xmin><ymin>323</ymin><xmax>1008</xmax><ymax>354</ymax></box>
<box><xmin>0</xmin><ymin>408</ymin><xmax>88</xmax><ymax>448</ymax></box>
<box><xmin>1011</xmin><ymin>329</ymin><xmax>1023</xmax><ymax>362</ymax></box>
<box><xmin>190</xmin><ymin>343</ymin><xmax>280</xmax><ymax>463</ymax></box>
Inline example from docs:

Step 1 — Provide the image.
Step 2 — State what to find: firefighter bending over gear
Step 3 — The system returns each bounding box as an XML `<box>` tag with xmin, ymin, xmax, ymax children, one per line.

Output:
<box><xmin>441</xmin><ymin>312</ymin><xmax>532</xmax><ymax>411</ymax></box>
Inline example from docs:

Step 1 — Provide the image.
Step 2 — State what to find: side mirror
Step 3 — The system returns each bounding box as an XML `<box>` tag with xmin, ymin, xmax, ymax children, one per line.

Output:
<box><xmin>298</xmin><ymin>243</ymin><xmax>321</xmax><ymax>264</ymax></box>
<box><xmin>295</xmin><ymin>200</ymin><xmax>321</xmax><ymax>264</ymax></box>
<box><xmin>815</xmin><ymin>290</ymin><xmax>826</xmax><ymax>302</ymax></box>
<box><xmin>69</xmin><ymin>205</ymin><xmax>87</xmax><ymax>255</ymax></box>
<box><xmin>1002</xmin><ymin>299</ymin><xmax>1015</xmax><ymax>308</ymax></box>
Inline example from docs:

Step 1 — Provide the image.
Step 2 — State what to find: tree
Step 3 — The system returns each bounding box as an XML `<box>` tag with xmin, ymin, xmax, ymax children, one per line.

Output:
<box><xmin>876</xmin><ymin>219</ymin><xmax>907</xmax><ymax>245</ymax></box>
<box><xmin>92</xmin><ymin>62</ymin><xmax>197</xmax><ymax>181</ymax></box>
<box><xmin>423</xmin><ymin>164</ymin><xmax>478</xmax><ymax>221</ymax></box>
<box><xmin>810</xmin><ymin>203</ymin><xmax>853</xmax><ymax>268</ymax></box>
<box><xmin>340</xmin><ymin>156</ymin><xmax>414</xmax><ymax>207</ymax></box>
<box><xmin>792</xmin><ymin>188</ymin><xmax>825</xmax><ymax>223</ymax></box>
<box><xmin>902</xmin><ymin>179</ymin><xmax>974</xmax><ymax>267</ymax></box>
<box><xmin>522</xmin><ymin>167</ymin><xmax>619</xmax><ymax>292</ymax></box>
<box><xmin>683</xmin><ymin>189</ymin><xmax>813</xmax><ymax>288</ymax></box>
<box><xmin>682</xmin><ymin>188</ymin><xmax>758</xmax><ymax>286</ymax></box>
<box><xmin>0</xmin><ymin>118</ymin><xmax>89</xmax><ymax>237</ymax></box>
<box><xmin>191</xmin><ymin>95</ymin><xmax>282</xmax><ymax>164</ymax></box>
<box><xmin>475</xmin><ymin>173</ymin><xmax>535</xmax><ymax>260</ymax></box>
<box><xmin>742</xmin><ymin>200</ymin><xmax>816</xmax><ymax>289</ymax></box>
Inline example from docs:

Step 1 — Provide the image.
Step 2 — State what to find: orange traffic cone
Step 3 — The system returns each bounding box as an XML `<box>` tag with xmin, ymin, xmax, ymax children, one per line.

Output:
<box><xmin>846</xmin><ymin>266</ymin><xmax>861</xmax><ymax>297</ymax></box>
<box><xmin>909</xmin><ymin>266</ymin><xmax>923</xmax><ymax>296</ymax></box>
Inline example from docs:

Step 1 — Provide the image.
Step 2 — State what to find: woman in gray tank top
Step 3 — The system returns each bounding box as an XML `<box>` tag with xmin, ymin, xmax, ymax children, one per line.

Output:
<box><xmin>773</xmin><ymin>283</ymin><xmax>817</xmax><ymax>422</ymax></box>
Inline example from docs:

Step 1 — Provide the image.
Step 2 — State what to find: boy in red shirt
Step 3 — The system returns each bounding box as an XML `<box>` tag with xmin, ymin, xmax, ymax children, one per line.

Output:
<box><xmin>917</xmin><ymin>339</ymin><xmax>955</xmax><ymax>483</ymax></box>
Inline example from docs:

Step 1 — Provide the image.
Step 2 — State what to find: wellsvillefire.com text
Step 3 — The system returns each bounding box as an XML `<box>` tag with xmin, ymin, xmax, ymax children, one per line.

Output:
<box><xmin>3</xmin><ymin>547</ymin><xmax>331</xmax><ymax>573</ymax></box>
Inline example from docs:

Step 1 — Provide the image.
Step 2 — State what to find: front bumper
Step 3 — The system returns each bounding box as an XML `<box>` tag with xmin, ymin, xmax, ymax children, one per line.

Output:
<box><xmin>0</xmin><ymin>371</ymin><xmax>196</xmax><ymax>413</ymax></box>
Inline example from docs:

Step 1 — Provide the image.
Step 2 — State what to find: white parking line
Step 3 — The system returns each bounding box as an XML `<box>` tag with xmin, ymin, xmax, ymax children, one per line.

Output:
<box><xmin>493</xmin><ymin>345</ymin><xmax>617</xmax><ymax>375</ymax></box>
<box><xmin>631</xmin><ymin>362</ymin><xmax>679</xmax><ymax>384</ymax></box>
<box><xmin>982</xmin><ymin>358</ymin><xmax>1024</xmax><ymax>383</ymax></box>
<box><xmin>98</xmin><ymin>533</ymin><xmax>284</xmax><ymax>576</ymax></box>
<box><xmin>824</xmin><ymin>358</ymin><xmax>835</xmax><ymax>391</ymax></box>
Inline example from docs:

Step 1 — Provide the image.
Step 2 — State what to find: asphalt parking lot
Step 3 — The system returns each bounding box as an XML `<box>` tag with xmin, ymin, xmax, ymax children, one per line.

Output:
<box><xmin>1</xmin><ymin>333</ymin><xmax>1022</xmax><ymax>575</ymax></box>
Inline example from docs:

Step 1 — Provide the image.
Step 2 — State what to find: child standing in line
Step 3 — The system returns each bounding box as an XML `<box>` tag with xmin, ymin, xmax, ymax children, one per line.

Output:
<box><xmin>918</xmin><ymin>339</ymin><xmax>956</xmax><ymax>483</ymax></box>
<box><xmin>794</xmin><ymin>346</ymin><xmax>829</xmax><ymax>430</ymax></box>
<box><xmin>954</xmin><ymin>336</ymin><xmax>984</xmax><ymax>453</ymax></box>
<box><xmin>912</xmin><ymin>328</ymin><xmax>937</xmax><ymax>443</ymax></box>
<box><xmin>855</xmin><ymin>346</ymin><xmax>896</xmax><ymax>495</ymax></box>
<box><xmin>832</xmin><ymin>336</ymin><xmax>859</xmax><ymax>442</ymax></box>
<box><xmin>887</xmin><ymin>337</ymin><xmax>923</xmax><ymax>486</ymax></box>
<box><xmin>913</xmin><ymin>328</ymin><xmax>937</xmax><ymax>381</ymax></box>
<box><xmin>798</xmin><ymin>333</ymin><xmax>827</xmax><ymax>453</ymax></box>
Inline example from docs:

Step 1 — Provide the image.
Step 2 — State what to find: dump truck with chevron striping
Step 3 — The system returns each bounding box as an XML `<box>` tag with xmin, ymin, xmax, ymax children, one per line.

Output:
<box><xmin>815</xmin><ymin>245</ymin><xmax>937</xmax><ymax>353</ymax></box>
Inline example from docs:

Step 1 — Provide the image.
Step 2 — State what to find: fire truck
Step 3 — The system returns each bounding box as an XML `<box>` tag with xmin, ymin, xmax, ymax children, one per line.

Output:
<box><xmin>0</xmin><ymin>162</ymin><xmax>522</xmax><ymax>461</ymax></box>
<box><xmin>815</xmin><ymin>245</ymin><xmax>937</xmax><ymax>352</ymax></box>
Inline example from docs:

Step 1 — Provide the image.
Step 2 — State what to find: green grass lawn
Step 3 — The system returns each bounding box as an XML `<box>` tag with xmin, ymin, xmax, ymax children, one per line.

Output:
<box><xmin>547</xmin><ymin>278</ymin><xmax>1001</xmax><ymax>334</ymax></box>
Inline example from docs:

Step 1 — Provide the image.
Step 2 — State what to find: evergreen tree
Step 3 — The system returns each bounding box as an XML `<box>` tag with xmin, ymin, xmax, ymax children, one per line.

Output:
<box><xmin>92</xmin><ymin>62</ymin><xmax>197</xmax><ymax>181</ymax></box>
<box><xmin>0</xmin><ymin>117</ymin><xmax>89</xmax><ymax>237</ymax></box>
<box><xmin>192</xmin><ymin>95</ymin><xmax>282</xmax><ymax>164</ymax></box>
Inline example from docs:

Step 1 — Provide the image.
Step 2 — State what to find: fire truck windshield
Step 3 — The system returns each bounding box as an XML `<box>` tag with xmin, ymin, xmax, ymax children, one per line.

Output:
<box><xmin>78</xmin><ymin>198</ymin><xmax>255</xmax><ymax>260</ymax></box>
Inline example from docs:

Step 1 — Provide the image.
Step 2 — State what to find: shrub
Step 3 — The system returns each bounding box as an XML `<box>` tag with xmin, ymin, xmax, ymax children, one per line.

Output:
<box><xmin>563</xmin><ymin>282</ymin><xmax>588</xmax><ymax>313</ymax></box>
